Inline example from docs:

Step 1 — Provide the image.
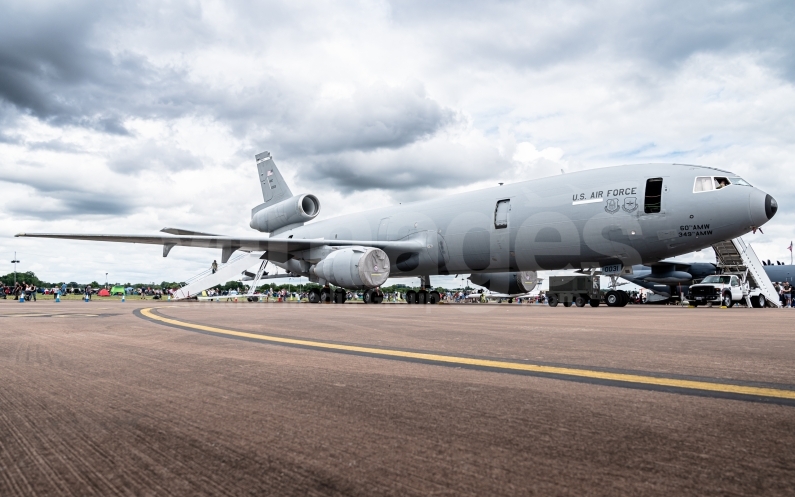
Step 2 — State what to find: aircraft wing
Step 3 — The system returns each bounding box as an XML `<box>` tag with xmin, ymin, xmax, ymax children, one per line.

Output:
<box><xmin>15</xmin><ymin>233</ymin><xmax>425</xmax><ymax>262</ymax></box>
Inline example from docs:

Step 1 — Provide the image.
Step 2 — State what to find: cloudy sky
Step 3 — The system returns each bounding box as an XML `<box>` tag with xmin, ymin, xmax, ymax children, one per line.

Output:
<box><xmin>2</xmin><ymin>0</ymin><xmax>794</xmax><ymax>286</ymax></box>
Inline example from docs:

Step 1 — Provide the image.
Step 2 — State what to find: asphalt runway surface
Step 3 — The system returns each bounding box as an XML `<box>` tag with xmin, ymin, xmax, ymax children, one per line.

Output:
<box><xmin>1</xmin><ymin>300</ymin><xmax>794</xmax><ymax>496</ymax></box>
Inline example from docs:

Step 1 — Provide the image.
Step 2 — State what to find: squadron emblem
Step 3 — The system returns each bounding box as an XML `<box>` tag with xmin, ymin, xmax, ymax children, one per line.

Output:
<box><xmin>622</xmin><ymin>197</ymin><xmax>638</xmax><ymax>213</ymax></box>
<box><xmin>604</xmin><ymin>198</ymin><xmax>620</xmax><ymax>214</ymax></box>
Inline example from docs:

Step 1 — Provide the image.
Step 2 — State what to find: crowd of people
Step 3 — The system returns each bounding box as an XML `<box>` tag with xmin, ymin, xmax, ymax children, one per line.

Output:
<box><xmin>1</xmin><ymin>283</ymin><xmax>40</xmax><ymax>301</ymax></box>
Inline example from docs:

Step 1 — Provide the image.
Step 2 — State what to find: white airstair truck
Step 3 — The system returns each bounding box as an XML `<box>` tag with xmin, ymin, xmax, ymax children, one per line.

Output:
<box><xmin>689</xmin><ymin>237</ymin><xmax>780</xmax><ymax>308</ymax></box>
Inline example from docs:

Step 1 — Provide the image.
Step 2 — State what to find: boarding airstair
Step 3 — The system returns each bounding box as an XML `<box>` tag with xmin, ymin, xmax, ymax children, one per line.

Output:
<box><xmin>712</xmin><ymin>237</ymin><xmax>780</xmax><ymax>308</ymax></box>
<box><xmin>245</xmin><ymin>260</ymin><xmax>270</xmax><ymax>296</ymax></box>
<box><xmin>173</xmin><ymin>252</ymin><xmax>264</xmax><ymax>300</ymax></box>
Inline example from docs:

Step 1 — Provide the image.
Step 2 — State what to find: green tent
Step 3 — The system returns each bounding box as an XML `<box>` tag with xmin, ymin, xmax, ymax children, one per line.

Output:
<box><xmin>110</xmin><ymin>286</ymin><xmax>126</xmax><ymax>296</ymax></box>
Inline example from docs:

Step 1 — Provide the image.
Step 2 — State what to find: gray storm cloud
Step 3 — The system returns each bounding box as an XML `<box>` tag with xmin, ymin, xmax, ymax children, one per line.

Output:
<box><xmin>1</xmin><ymin>0</ymin><xmax>794</xmax><ymax>283</ymax></box>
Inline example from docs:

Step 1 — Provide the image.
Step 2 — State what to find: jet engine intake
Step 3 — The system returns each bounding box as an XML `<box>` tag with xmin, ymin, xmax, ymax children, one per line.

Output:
<box><xmin>468</xmin><ymin>271</ymin><xmax>537</xmax><ymax>295</ymax></box>
<box><xmin>249</xmin><ymin>194</ymin><xmax>320</xmax><ymax>233</ymax></box>
<box><xmin>312</xmin><ymin>247</ymin><xmax>390</xmax><ymax>289</ymax></box>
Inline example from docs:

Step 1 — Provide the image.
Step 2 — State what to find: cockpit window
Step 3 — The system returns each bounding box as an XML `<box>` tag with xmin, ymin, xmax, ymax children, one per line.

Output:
<box><xmin>694</xmin><ymin>175</ymin><xmax>745</xmax><ymax>192</ymax></box>
<box><xmin>729</xmin><ymin>177</ymin><xmax>752</xmax><ymax>186</ymax></box>
<box><xmin>694</xmin><ymin>176</ymin><xmax>713</xmax><ymax>192</ymax></box>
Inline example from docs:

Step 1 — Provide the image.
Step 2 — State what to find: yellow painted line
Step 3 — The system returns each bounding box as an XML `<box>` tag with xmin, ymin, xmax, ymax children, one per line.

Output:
<box><xmin>140</xmin><ymin>308</ymin><xmax>795</xmax><ymax>401</ymax></box>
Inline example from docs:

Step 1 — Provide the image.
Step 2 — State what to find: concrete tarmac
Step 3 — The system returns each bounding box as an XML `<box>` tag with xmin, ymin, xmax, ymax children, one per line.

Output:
<box><xmin>1</xmin><ymin>300</ymin><xmax>794</xmax><ymax>496</ymax></box>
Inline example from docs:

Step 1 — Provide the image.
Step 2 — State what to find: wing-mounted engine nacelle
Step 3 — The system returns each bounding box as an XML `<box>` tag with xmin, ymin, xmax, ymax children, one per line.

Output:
<box><xmin>311</xmin><ymin>247</ymin><xmax>390</xmax><ymax>289</ymax></box>
<box><xmin>469</xmin><ymin>271</ymin><xmax>538</xmax><ymax>294</ymax></box>
<box><xmin>249</xmin><ymin>194</ymin><xmax>320</xmax><ymax>233</ymax></box>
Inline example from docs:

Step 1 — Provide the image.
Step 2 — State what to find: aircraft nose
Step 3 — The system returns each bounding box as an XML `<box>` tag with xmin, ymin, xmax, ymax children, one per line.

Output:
<box><xmin>766</xmin><ymin>194</ymin><xmax>778</xmax><ymax>219</ymax></box>
<box><xmin>749</xmin><ymin>188</ymin><xmax>776</xmax><ymax>227</ymax></box>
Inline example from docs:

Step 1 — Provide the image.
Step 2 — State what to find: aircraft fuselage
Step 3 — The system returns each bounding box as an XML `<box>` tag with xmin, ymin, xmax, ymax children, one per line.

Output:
<box><xmin>275</xmin><ymin>164</ymin><xmax>775</xmax><ymax>277</ymax></box>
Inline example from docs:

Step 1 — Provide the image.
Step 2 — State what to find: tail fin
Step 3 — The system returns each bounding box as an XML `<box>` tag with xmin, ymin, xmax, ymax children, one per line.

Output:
<box><xmin>255</xmin><ymin>151</ymin><xmax>293</xmax><ymax>206</ymax></box>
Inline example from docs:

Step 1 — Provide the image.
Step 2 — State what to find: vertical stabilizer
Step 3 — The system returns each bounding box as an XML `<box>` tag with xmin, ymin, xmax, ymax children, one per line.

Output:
<box><xmin>255</xmin><ymin>151</ymin><xmax>293</xmax><ymax>206</ymax></box>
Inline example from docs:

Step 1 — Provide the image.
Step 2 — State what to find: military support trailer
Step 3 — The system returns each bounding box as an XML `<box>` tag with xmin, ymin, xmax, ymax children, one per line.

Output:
<box><xmin>547</xmin><ymin>275</ymin><xmax>604</xmax><ymax>307</ymax></box>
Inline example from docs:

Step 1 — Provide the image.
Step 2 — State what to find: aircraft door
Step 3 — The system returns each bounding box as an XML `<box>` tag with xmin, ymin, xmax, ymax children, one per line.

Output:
<box><xmin>492</xmin><ymin>199</ymin><xmax>512</xmax><ymax>270</ymax></box>
<box><xmin>495</xmin><ymin>200</ymin><xmax>510</xmax><ymax>229</ymax></box>
<box><xmin>643</xmin><ymin>178</ymin><xmax>665</xmax><ymax>215</ymax></box>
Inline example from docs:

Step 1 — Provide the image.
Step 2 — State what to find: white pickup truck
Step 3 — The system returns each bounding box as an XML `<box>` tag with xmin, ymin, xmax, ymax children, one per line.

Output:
<box><xmin>688</xmin><ymin>274</ymin><xmax>767</xmax><ymax>308</ymax></box>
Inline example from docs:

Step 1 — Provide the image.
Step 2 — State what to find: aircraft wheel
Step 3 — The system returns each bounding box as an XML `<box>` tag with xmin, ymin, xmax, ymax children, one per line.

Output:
<box><xmin>722</xmin><ymin>292</ymin><xmax>733</xmax><ymax>307</ymax></box>
<box><xmin>333</xmin><ymin>289</ymin><xmax>346</xmax><ymax>304</ymax></box>
<box><xmin>417</xmin><ymin>290</ymin><xmax>428</xmax><ymax>304</ymax></box>
<box><xmin>373</xmin><ymin>293</ymin><xmax>384</xmax><ymax>304</ymax></box>
<box><xmin>428</xmin><ymin>291</ymin><xmax>440</xmax><ymax>304</ymax></box>
<box><xmin>406</xmin><ymin>290</ymin><xmax>416</xmax><ymax>304</ymax></box>
<box><xmin>320</xmin><ymin>288</ymin><xmax>331</xmax><ymax>303</ymax></box>
<box><xmin>308</xmin><ymin>289</ymin><xmax>321</xmax><ymax>304</ymax></box>
<box><xmin>562</xmin><ymin>301</ymin><xmax>572</xmax><ymax>307</ymax></box>
<box><xmin>575</xmin><ymin>296</ymin><xmax>587</xmax><ymax>307</ymax></box>
<box><xmin>605</xmin><ymin>290</ymin><xmax>620</xmax><ymax>307</ymax></box>
<box><xmin>363</xmin><ymin>289</ymin><xmax>374</xmax><ymax>304</ymax></box>
<box><xmin>617</xmin><ymin>290</ymin><xmax>629</xmax><ymax>307</ymax></box>
<box><xmin>508</xmin><ymin>298</ymin><xmax>514</xmax><ymax>304</ymax></box>
<box><xmin>547</xmin><ymin>296</ymin><xmax>558</xmax><ymax>307</ymax></box>
<box><xmin>589</xmin><ymin>299</ymin><xmax>600</xmax><ymax>307</ymax></box>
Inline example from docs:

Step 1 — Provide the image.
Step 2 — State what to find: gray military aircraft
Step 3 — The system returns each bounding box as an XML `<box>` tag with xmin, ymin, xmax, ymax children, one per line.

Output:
<box><xmin>17</xmin><ymin>151</ymin><xmax>777</xmax><ymax>305</ymax></box>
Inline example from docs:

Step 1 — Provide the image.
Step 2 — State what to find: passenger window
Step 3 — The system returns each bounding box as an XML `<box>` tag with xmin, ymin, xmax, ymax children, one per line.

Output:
<box><xmin>644</xmin><ymin>178</ymin><xmax>663</xmax><ymax>214</ymax></box>
<box><xmin>714</xmin><ymin>177</ymin><xmax>730</xmax><ymax>189</ymax></box>
<box><xmin>494</xmin><ymin>199</ymin><xmax>510</xmax><ymax>229</ymax></box>
<box><xmin>693</xmin><ymin>176</ymin><xmax>713</xmax><ymax>192</ymax></box>
<box><xmin>731</xmin><ymin>277</ymin><xmax>739</xmax><ymax>287</ymax></box>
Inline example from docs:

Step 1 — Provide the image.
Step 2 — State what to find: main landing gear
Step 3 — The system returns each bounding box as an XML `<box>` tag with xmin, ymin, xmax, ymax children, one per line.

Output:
<box><xmin>363</xmin><ymin>289</ymin><xmax>384</xmax><ymax>304</ymax></box>
<box><xmin>405</xmin><ymin>275</ymin><xmax>440</xmax><ymax>305</ymax></box>
<box><xmin>309</xmin><ymin>286</ymin><xmax>352</xmax><ymax>304</ymax></box>
<box><xmin>405</xmin><ymin>289</ymin><xmax>441</xmax><ymax>305</ymax></box>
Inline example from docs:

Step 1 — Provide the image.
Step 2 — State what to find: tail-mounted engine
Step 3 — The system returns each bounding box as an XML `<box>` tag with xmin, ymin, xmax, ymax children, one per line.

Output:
<box><xmin>469</xmin><ymin>271</ymin><xmax>538</xmax><ymax>294</ymax></box>
<box><xmin>249</xmin><ymin>194</ymin><xmax>320</xmax><ymax>233</ymax></box>
<box><xmin>312</xmin><ymin>247</ymin><xmax>390</xmax><ymax>289</ymax></box>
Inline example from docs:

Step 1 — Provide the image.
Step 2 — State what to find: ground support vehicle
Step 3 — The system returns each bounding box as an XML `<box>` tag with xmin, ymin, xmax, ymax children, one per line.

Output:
<box><xmin>688</xmin><ymin>272</ymin><xmax>767</xmax><ymax>308</ymax></box>
<box><xmin>547</xmin><ymin>275</ymin><xmax>605</xmax><ymax>307</ymax></box>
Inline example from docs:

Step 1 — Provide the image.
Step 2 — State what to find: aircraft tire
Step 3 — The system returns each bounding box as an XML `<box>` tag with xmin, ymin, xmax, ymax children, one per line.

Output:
<box><xmin>320</xmin><ymin>288</ymin><xmax>331</xmax><ymax>303</ymax></box>
<box><xmin>575</xmin><ymin>296</ymin><xmax>587</xmax><ymax>307</ymax></box>
<box><xmin>562</xmin><ymin>301</ymin><xmax>572</xmax><ymax>307</ymax></box>
<box><xmin>333</xmin><ymin>289</ymin><xmax>346</xmax><ymax>304</ymax></box>
<box><xmin>417</xmin><ymin>291</ymin><xmax>428</xmax><ymax>305</ymax></box>
<box><xmin>617</xmin><ymin>290</ymin><xmax>629</xmax><ymax>307</ymax></box>
<box><xmin>722</xmin><ymin>292</ymin><xmax>733</xmax><ymax>308</ymax></box>
<box><xmin>308</xmin><ymin>289</ymin><xmax>321</xmax><ymax>304</ymax></box>
<box><xmin>428</xmin><ymin>291</ymin><xmax>440</xmax><ymax>304</ymax></box>
<box><xmin>589</xmin><ymin>299</ymin><xmax>600</xmax><ymax>307</ymax></box>
<box><xmin>373</xmin><ymin>294</ymin><xmax>384</xmax><ymax>304</ymax></box>
<box><xmin>605</xmin><ymin>290</ymin><xmax>620</xmax><ymax>307</ymax></box>
<box><xmin>406</xmin><ymin>290</ymin><xmax>416</xmax><ymax>304</ymax></box>
<box><xmin>547</xmin><ymin>296</ymin><xmax>558</xmax><ymax>307</ymax></box>
<box><xmin>363</xmin><ymin>289</ymin><xmax>374</xmax><ymax>304</ymax></box>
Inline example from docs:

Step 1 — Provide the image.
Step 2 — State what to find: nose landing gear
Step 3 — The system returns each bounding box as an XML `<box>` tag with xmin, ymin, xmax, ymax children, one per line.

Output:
<box><xmin>605</xmin><ymin>289</ymin><xmax>628</xmax><ymax>307</ymax></box>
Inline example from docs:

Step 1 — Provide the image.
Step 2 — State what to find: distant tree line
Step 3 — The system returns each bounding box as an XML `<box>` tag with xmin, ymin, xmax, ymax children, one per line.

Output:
<box><xmin>2</xmin><ymin>272</ymin><xmax>462</xmax><ymax>294</ymax></box>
